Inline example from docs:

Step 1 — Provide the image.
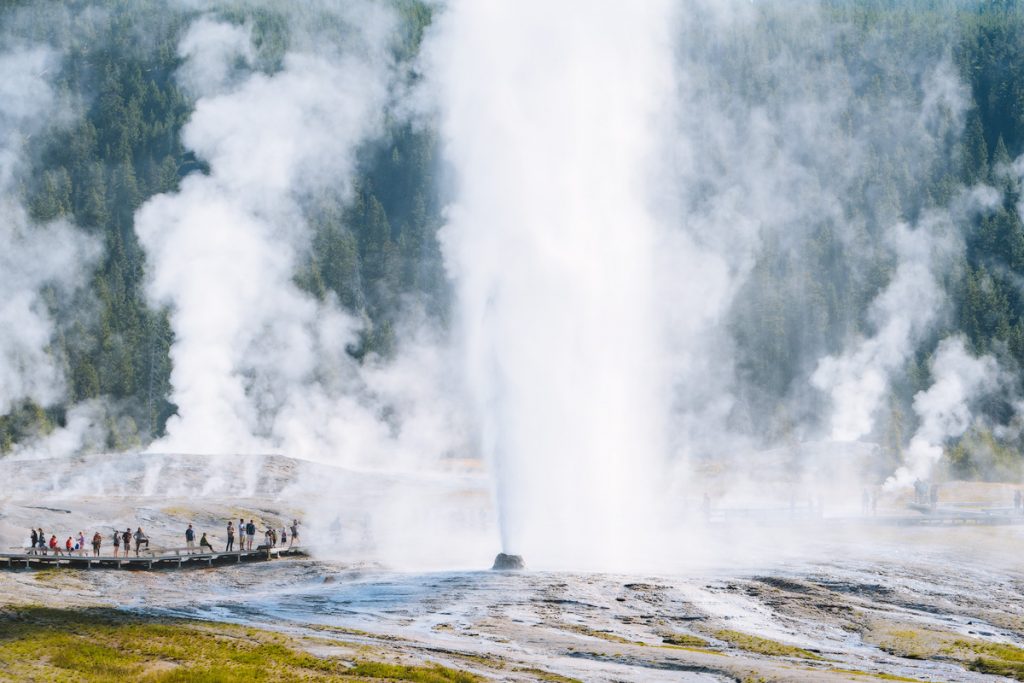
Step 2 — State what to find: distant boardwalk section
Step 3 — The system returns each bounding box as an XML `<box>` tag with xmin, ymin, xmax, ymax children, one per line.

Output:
<box><xmin>1</xmin><ymin>546</ymin><xmax>307</xmax><ymax>570</ymax></box>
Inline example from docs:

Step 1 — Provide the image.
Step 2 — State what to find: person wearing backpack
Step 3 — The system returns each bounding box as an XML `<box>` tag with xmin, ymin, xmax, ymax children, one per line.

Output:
<box><xmin>185</xmin><ymin>524</ymin><xmax>196</xmax><ymax>554</ymax></box>
<box><xmin>112</xmin><ymin>529</ymin><xmax>121</xmax><ymax>558</ymax></box>
<box><xmin>245</xmin><ymin>520</ymin><xmax>256</xmax><ymax>551</ymax></box>
<box><xmin>122</xmin><ymin>528</ymin><xmax>132</xmax><ymax>555</ymax></box>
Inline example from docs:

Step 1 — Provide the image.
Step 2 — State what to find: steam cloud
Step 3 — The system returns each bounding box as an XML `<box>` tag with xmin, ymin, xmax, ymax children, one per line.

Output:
<box><xmin>888</xmin><ymin>336</ymin><xmax>1000</xmax><ymax>488</ymax></box>
<box><xmin>138</xmin><ymin>12</ymin><xmax>396</xmax><ymax>459</ymax></box>
<box><xmin>0</xmin><ymin>48</ymin><xmax>99</xmax><ymax>417</ymax></box>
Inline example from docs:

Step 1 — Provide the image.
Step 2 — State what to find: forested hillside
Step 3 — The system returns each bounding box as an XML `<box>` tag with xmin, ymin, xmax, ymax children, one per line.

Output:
<box><xmin>0</xmin><ymin>0</ymin><xmax>445</xmax><ymax>452</ymax></box>
<box><xmin>3</xmin><ymin>1</ymin><xmax>1024</xmax><ymax>479</ymax></box>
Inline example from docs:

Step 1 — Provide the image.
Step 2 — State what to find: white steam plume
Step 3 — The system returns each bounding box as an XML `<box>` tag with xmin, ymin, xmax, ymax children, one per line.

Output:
<box><xmin>425</xmin><ymin>1</ymin><xmax>676</xmax><ymax>568</ymax></box>
<box><xmin>0</xmin><ymin>47</ymin><xmax>99</xmax><ymax>417</ymax></box>
<box><xmin>887</xmin><ymin>336</ymin><xmax>1000</xmax><ymax>488</ymax></box>
<box><xmin>136</xmin><ymin>16</ymin><xmax>391</xmax><ymax>456</ymax></box>
<box><xmin>812</xmin><ymin>216</ymin><xmax>961</xmax><ymax>442</ymax></box>
<box><xmin>811</xmin><ymin>184</ymin><xmax>1000</xmax><ymax>445</ymax></box>
<box><xmin>655</xmin><ymin>5</ymin><xmax>970</xmax><ymax>477</ymax></box>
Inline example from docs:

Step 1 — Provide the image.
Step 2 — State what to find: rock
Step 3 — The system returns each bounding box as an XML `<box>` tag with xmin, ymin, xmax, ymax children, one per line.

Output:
<box><xmin>491</xmin><ymin>553</ymin><xmax>525</xmax><ymax>570</ymax></box>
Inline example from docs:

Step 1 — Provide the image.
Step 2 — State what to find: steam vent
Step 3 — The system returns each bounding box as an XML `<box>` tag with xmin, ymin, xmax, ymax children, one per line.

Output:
<box><xmin>491</xmin><ymin>553</ymin><xmax>525</xmax><ymax>570</ymax></box>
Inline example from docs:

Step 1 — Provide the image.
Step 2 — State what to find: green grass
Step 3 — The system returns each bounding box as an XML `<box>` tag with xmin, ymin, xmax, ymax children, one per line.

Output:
<box><xmin>712</xmin><ymin>629</ymin><xmax>823</xmax><ymax>660</ymax></box>
<box><xmin>33</xmin><ymin>567</ymin><xmax>67</xmax><ymax>583</ymax></box>
<box><xmin>866</xmin><ymin>621</ymin><xmax>1024</xmax><ymax>680</ymax></box>
<box><xmin>348</xmin><ymin>662</ymin><xmax>480</xmax><ymax>682</ymax></box>
<box><xmin>511</xmin><ymin>667</ymin><xmax>583</xmax><ymax>683</ymax></box>
<box><xmin>0</xmin><ymin>606</ymin><xmax>481</xmax><ymax>682</ymax></box>
<box><xmin>660</xmin><ymin>633</ymin><xmax>710</xmax><ymax>648</ymax></box>
<box><xmin>869</xmin><ymin>626</ymin><xmax>935</xmax><ymax>660</ymax></box>
<box><xmin>559</xmin><ymin>623</ymin><xmax>642</xmax><ymax>645</ymax></box>
<box><xmin>827</xmin><ymin>668</ymin><xmax>924</xmax><ymax>682</ymax></box>
<box><xmin>950</xmin><ymin>640</ymin><xmax>1024</xmax><ymax>680</ymax></box>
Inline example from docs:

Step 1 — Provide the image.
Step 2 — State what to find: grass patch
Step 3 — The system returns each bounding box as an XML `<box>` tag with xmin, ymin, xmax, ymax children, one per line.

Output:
<box><xmin>968</xmin><ymin>657</ymin><xmax>1024</xmax><ymax>679</ymax></box>
<box><xmin>712</xmin><ymin>629</ymin><xmax>822</xmax><ymax>660</ymax></box>
<box><xmin>512</xmin><ymin>667</ymin><xmax>583</xmax><ymax>682</ymax></box>
<box><xmin>306</xmin><ymin>622</ymin><xmax>408</xmax><ymax>643</ymax></box>
<box><xmin>869</xmin><ymin>626</ymin><xmax>937</xmax><ymax>660</ymax></box>
<box><xmin>560</xmin><ymin>623</ymin><xmax>643</xmax><ymax>646</ymax></box>
<box><xmin>949</xmin><ymin>640</ymin><xmax>1024</xmax><ymax>681</ymax></box>
<box><xmin>661</xmin><ymin>633</ymin><xmax>710</xmax><ymax>648</ymax></box>
<box><xmin>33</xmin><ymin>567</ymin><xmax>68</xmax><ymax>583</ymax></box>
<box><xmin>159</xmin><ymin>506</ymin><xmax>194</xmax><ymax>518</ymax></box>
<box><xmin>0</xmin><ymin>606</ymin><xmax>479</xmax><ymax>682</ymax></box>
<box><xmin>349</xmin><ymin>661</ymin><xmax>480</xmax><ymax>682</ymax></box>
<box><xmin>827</xmin><ymin>668</ymin><xmax>924</xmax><ymax>682</ymax></box>
<box><xmin>867</xmin><ymin>620</ymin><xmax>1024</xmax><ymax>680</ymax></box>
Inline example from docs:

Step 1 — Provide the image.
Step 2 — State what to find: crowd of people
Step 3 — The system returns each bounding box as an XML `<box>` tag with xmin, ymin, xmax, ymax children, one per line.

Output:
<box><xmin>220</xmin><ymin>519</ymin><xmax>300</xmax><ymax>553</ymax></box>
<box><xmin>912</xmin><ymin>479</ymin><xmax>940</xmax><ymax>507</ymax></box>
<box><xmin>23</xmin><ymin>519</ymin><xmax>301</xmax><ymax>558</ymax></box>
<box><xmin>26</xmin><ymin>527</ymin><xmax>149</xmax><ymax>557</ymax></box>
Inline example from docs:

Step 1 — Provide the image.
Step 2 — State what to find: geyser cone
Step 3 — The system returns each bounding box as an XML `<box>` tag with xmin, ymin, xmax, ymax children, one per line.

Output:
<box><xmin>491</xmin><ymin>553</ymin><xmax>525</xmax><ymax>570</ymax></box>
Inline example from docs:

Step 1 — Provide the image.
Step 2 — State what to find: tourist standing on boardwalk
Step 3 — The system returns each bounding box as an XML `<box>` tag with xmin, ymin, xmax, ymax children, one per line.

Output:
<box><xmin>122</xmin><ymin>528</ymin><xmax>131</xmax><ymax>555</ymax></box>
<box><xmin>281</xmin><ymin>527</ymin><xmax>287</xmax><ymax>546</ymax></box>
<box><xmin>29</xmin><ymin>529</ymin><xmax>37</xmax><ymax>554</ymax></box>
<box><xmin>239</xmin><ymin>518</ymin><xmax>245</xmax><ymax>549</ymax></box>
<box><xmin>245</xmin><ymin>520</ymin><xmax>256</xmax><ymax>550</ymax></box>
<box><xmin>200</xmin><ymin>532</ymin><xmax>213</xmax><ymax>553</ymax></box>
<box><xmin>37</xmin><ymin>528</ymin><xmax>45</xmax><ymax>554</ymax></box>
<box><xmin>134</xmin><ymin>527</ymin><xmax>148</xmax><ymax>556</ymax></box>
<box><xmin>92</xmin><ymin>532</ymin><xmax>102</xmax><ymax>556</ymax></box>
<box><xmin>77</xmin><ymin>531</ymin><xmax>86</xmax><ymax>556</ymax></box>
<box><xmin>185</xmin><ymin>524</ymin><xmax>196</xmax><ymax>553</ymax></box>
<box><xmin>113</xmin><ymin>529</ymin><xmax>121</xmax><ymax>557</ymax></box>
<box><xmin>290</xmin><ymin>520</ymin><xmax>299</xmax><ymax>547</ymax></box>
<box><xmin>225</xmin><ymin>521</ymin><xmax>235</xmax><ymax>552</ymax></box>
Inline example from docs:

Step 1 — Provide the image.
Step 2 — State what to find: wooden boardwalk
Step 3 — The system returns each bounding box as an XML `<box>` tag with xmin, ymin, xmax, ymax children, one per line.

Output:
<box><xmin>0</xmin><ymin>546</ymin><xmax>307</xmax><ymax>570</ymax></box>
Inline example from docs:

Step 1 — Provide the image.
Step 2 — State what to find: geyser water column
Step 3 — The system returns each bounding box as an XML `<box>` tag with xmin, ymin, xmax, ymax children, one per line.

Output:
<box><xmin>427</xmin><ymin>2</ymin><xmax>675</xmax><ymax>568</ymax></box>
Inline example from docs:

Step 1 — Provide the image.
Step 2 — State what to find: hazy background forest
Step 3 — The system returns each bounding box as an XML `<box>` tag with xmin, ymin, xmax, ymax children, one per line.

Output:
<box><xmin>3</xmin><ymin>0</ymin><xmax>1024</xmax><ymax>484</ymax></box>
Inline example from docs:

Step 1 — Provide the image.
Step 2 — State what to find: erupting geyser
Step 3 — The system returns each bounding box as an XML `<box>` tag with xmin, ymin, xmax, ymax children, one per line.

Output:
<box><xmin>428</xmin><ymin>0</ymin><xmax>676</xmax><ymax>569</ymax></box>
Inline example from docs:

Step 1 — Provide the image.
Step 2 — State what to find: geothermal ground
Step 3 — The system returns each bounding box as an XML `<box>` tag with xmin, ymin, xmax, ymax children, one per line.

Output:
<box><xmin>1</xmin><ymin>454</ymin><xmax>1023</xmax><ymax>682</ymax></box>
